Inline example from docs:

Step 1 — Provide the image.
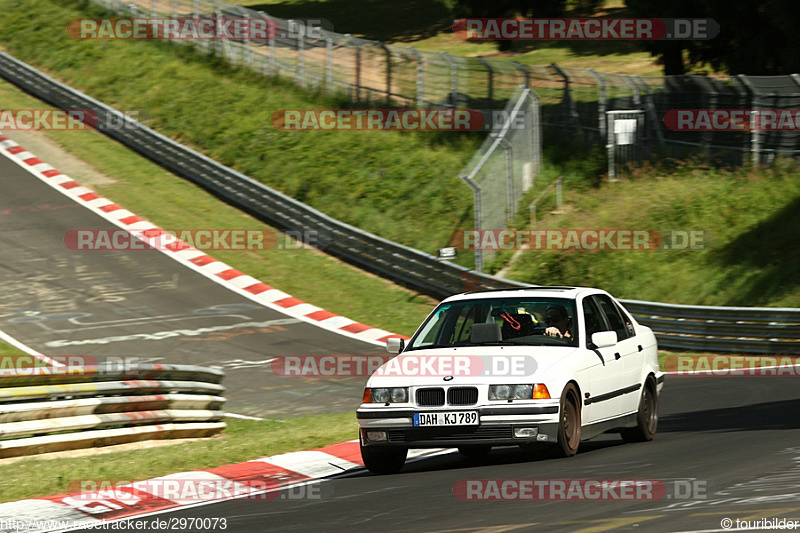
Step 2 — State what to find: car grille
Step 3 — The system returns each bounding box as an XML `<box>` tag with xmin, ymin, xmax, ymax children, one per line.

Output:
<box><xmin>387</xmin><ymin>426</ymin><xmax>513</xmax><ymax>443</ymax></box>
<box><xmin>416</xmin><ymin>388</ymin><xmax>445</xmax><ymax>406</ymax></box>
<box><xmin>447</xmin><ymin>387</ymin><xmax>478</xmax><ymax>406</ymax></box>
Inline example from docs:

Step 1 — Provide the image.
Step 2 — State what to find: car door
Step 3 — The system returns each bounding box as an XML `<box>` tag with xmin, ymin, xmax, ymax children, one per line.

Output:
<box><xmin>594</xmin><ymin>294</ymin><xmax>642</xmax><ymax>415</ymax></box>
<box><xmin>579</xmin><ymin>295</ymin><xmax>624</xmax><ymax>422</ymax></box>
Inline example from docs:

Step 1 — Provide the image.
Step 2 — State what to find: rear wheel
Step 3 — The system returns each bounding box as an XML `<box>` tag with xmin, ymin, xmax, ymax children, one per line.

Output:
<box><xmin>622</xmin><ymin>378</ymin><xmax>658</xmax><ymax>442</ymax></box>
<box><xmin>555</xmin><ymin>383</ymin><xmax>581</xmax><ymax>457</ymax></box>
<box><xmin>360</xmin><ymin>438</ymin><xmax>408</xmax><ymax>474</ymax></box>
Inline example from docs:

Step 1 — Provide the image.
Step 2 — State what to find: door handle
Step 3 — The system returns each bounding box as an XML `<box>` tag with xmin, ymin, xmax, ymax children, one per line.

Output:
<box><xmin>614</xmin><ymin>352</ymin><xmax>621</xmax><ymax>360</ymax></box>
<box><xmin>638</xmin><ymin>345</ymin><xmax>643</xmax><ymax>352</ymax></box>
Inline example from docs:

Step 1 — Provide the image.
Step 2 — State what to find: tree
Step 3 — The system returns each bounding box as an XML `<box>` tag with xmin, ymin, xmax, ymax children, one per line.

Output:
<box><xmin>625</xmin><ymin>0</ymin><xmax>800</xmax><ymax>75</ymax></box>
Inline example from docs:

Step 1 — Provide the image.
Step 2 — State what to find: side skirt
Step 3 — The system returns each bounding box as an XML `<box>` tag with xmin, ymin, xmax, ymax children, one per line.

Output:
<box><xmin>582</xmin><ymin>413</ymin><xmax>638</xmax><ymax>440</ymax></box>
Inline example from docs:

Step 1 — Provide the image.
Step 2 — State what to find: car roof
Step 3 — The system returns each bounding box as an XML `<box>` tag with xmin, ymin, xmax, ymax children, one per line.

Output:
<box><xmin>442</xmin><ymin>286</ymin><xmax>603</xmax><ymax>303</ymax></box>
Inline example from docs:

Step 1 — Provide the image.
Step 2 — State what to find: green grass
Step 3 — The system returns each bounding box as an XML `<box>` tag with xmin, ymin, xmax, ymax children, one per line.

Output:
<box><xmin>0</xmin><ymin>342</ymin><xmax>26</xmax><ymax>356</ymax></box>
<box><xmin>504</xmin><ymin>160</ymin><xmax>800</xmax><ymax>307</ymax></box>
<box><xmin>0</xmin><ymin>414</ymin><xmax>358</xmax><ymax>503</ymax></box>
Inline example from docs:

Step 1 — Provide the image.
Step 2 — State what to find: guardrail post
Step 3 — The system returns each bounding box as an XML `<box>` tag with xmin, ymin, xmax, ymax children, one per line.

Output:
<box><xmin>477</xmin><ymin>57</ymin><xmax>494</xmax><ymax>105</ymax></box>
<box><xmin>588</xmin><ymin>69</ymin><xmax>606</xmax><ymax>141</ymax></box>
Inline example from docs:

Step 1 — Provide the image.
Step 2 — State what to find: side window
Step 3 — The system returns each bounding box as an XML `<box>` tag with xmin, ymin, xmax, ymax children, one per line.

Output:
<box><xmin>614</xmin><ymin>301</ymin><xmax>636</xmax><ymax>337</ymax></box>
<box><xmin>581</xmin><ymin>297</ymin><xmax>606</xmax><ymax>341</ymax></box>
<box><xmin>595</xmin><ymin>295</ymin><xmax>632</xmax><ymax>341</ymax></box>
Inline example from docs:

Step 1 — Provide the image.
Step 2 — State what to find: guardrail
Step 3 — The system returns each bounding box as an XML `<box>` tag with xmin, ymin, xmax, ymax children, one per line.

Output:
<box><xmin>1</xmin><ymin>51</ymin><xmax>798</xmax><ymax>354</ymax></box>
<box><xmin>0</xmin><ymin>362</ymin><xmax>226</xmax><ymax>458</ymax></box>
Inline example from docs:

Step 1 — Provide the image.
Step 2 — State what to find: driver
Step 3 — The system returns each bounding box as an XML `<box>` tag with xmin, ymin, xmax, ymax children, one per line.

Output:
<box><xmin>544</xmin><ymin>305</ymin><xmax>572</xmax><ymax>339</ymax></box>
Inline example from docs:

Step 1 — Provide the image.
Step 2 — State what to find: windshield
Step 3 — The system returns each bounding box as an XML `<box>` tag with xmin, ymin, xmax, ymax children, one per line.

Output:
<box><xmin>406</xmin><ymin>297</ymin><xmax>579</xmax><ymax>350</ymax></box>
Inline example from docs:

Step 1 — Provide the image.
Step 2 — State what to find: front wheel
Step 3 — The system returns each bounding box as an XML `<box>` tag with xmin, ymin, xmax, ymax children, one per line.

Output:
<box><xmin>554</xmin><ymin>383</ymin><xmax>581</xmax><ymax>457</ymax></box>
<box><xmin>622</xmin><ymin>378</ymin><xmax>658</xmax><ymax>443</ymax></box>
<box><xmin>361</xmin><ymin>438</ymin><xmax>408</xmax><ymax>474</ymax></box>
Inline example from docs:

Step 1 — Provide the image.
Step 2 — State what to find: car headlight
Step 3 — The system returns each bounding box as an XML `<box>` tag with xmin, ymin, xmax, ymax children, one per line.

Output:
<box><xmin>363</xmin><ymin>387</ymin><xmax>409</xmax><ymax>404</ymax></box>
<box><xmin>489</xmin><ymin>384</ymin><xmax>534</xmax><ymax>400</ymax></box>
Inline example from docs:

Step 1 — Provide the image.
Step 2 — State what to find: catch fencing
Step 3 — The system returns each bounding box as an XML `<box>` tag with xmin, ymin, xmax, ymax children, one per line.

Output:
<box><xmin>459</xmin><ymin>86</ymin><xmax>541</xmax><ymax>272</ymax></box>
<box><xmin>1</xmin><ymin>52</ymin><xmax>798</xmax><ymax>354</ymax></box>
<box><xmin>89</xmin><ymin>0</ymin><xmax>800</xmax><ymax>165</ymax></box>
<box><xmin>0</xmin><ymin>361</ymin><xmax>226</xmax><ymax>458</ymax></box>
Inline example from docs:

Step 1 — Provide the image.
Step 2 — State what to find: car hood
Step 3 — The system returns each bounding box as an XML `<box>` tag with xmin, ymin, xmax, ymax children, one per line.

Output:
<box><xmin>366</xmin><ymin>345</ymin><xmax>578</xmax><ymax>388</ymax></box>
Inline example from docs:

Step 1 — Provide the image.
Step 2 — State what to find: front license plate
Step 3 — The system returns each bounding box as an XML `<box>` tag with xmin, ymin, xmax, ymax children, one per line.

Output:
<box><xmin>413</xmin><ymin>411</ymin><xmax>479</xmax><ymax>427</ymax></box>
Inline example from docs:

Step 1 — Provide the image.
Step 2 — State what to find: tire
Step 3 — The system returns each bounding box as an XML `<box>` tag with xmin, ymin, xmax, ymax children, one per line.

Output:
<box><xmin>360</xmin><ymin>438</ymin><xmax>408</xmax><ymax>474</ymax></box>
<box><xmin>622</xmin><ymin>378</ymin><xmax>658</xmax><ymax>443</ymax></box>
<box><xmin>458</xmin><ymin>445</ymin><xmax>491</xmax><ymax>459</ymax></box>
<box><xmin>555</xmin><ymin>383</ymin><xmax>581</xmax><ymax>457</ymax></box>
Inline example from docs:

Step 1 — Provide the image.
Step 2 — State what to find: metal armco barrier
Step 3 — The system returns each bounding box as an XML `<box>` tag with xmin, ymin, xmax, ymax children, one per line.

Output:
<box><xmin>0</xmin><ymin>363</ymin><xmax>226</xmax><ymax>458</ymax></box>
<box><xmin>0</xmin><ymin>52</ymin><xmax>798</xmax><ymax>353</ymax></box>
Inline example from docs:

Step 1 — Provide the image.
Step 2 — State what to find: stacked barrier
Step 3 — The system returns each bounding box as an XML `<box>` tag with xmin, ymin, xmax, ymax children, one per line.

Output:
<box><xmin>0</xmin><ymin>362</ymin><xmax>226</xmax><ymax>458</ymax></box>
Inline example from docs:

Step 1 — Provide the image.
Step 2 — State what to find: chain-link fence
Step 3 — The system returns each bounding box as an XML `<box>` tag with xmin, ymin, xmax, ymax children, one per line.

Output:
<box><xmin>92</xmin><ymin>0</ymin><xmax>800</xmax><ymax>167</ymax></box>
<box><xmin>459</xmin><ymin>86</ymin><xmax>541</xmax><ymax>272</ymax></box>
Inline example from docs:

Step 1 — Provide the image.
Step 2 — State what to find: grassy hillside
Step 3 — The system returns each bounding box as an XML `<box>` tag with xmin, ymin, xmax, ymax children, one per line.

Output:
<box><xmin>0</xmin><ymin>0</ymin><xmax>797</xmax><ymax>311</ymax></box>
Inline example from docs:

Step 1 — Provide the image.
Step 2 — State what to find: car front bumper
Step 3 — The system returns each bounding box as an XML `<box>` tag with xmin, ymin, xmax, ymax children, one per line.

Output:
<box><xmin>357</xmin><ymin>404</ymin><xmax>561</xmax><ymax>448</ymax></box>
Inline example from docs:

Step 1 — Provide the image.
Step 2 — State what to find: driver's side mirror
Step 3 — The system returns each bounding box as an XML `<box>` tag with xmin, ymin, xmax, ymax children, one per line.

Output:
<box><xmin>386</xmin><ymin>337</ymin><xmax>405</xmax><ymax>354</ymax></box>
<box><xmin>591</xmin><ymin>331</ymin><xmax>617</xmax><ymax>349</ymax></box>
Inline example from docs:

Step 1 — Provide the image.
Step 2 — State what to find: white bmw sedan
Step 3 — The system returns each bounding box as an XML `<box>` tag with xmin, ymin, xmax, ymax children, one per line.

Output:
<box><xmin>357</xmin><ymin>286</ymin><xmax>665</xmax><ymax>474</ymax></box>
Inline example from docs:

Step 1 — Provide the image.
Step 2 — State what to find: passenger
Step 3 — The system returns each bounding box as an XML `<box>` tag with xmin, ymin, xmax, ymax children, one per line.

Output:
<box><xmin>544</xmin><ymin>305</ymin><xmax>573</xmax><ymax>339</ymax></box>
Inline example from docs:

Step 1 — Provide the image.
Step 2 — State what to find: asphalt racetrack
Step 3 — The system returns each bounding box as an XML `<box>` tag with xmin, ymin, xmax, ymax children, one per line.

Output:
<box><xmin>71</xmin><ymin>375</ymin><xmax>800</xmax><ymax>532</ymax></box>
<box><xmin>2</xmin><ymin>145</ymin><xmax>799</xmax><ymax>533</ymax></box>
<box><xmin>0</xmin><ymin>148</ymin><xmax>383</xmax><ymax>418</ymax></box>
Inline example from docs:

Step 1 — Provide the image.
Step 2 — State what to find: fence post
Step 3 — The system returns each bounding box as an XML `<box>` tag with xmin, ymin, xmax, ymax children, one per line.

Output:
<box><xmin>513</xmin><ymin>61</ymin><xmax>530</xmax><ymax>88</ymax></box>
<box><xmin>243</xmin><ymin>11</ymin><xmax>251</xmax><ymax>67</ymax></box>
<box><xmin>588</xmin><ymin>69</ymin><xmax>606</xmax><ymax>142</ymax></box>
<box><xmin>325</xmin><ymin>34</ymin><xmax>334</xmax><ymax>89</ymax></box>
<box><xmin>345</xmin><ymin>34</ymin><xmax>361</xmax><ymax>101</ymax></box>
<box><xmin>556</xmin><ymin>176</ymin><xmax>563</xmax><ymax>210</ymax></box>
<box><xmin>407</xmin><ymin>47</ymin><xmax>424</xmax><ymax>108</ymax></box>
<box><xmin>379</xmin><ymin>43</ymin><xmax>392</xmax><ymax>105</ymax></box>
<box><xmin>441</xmin><ymin>52</ymin><xmax>458</xmax><ymax>106</ymax></box>
<box><xmin>459</xmin><ymin>173</ymin><xmax>483</xmax><ymax>273</ymax></box>
<box><xmin>477</xmin><ymin>57</ymin><xmax>494</xmax><ymax>105</ymax></box>
<box><xmin>737</xmin><ymin>75</ymin><xmax>760</xmax><ymax>165</ymax></box>
<box><xmin>151</xmin><ymin>0</ymin><xmax>157</xmax><ymax>17</ymax></box>
<box><xmin>549</xmin><ymin>63</ymin><xmax>579</xmax><ymax>134</ymax></box>
<box><xmin>499</xmin><ymin>137</ymin><xmax>514</xmax><ymax>223</ymax></box>
<box><xmin>622</xmin><ymin>75</ymin><xmax>640</xmax><ymax>106</ymax></box>
<box><xmin>633</xmin><ymin>75</ymin><xmax>664</xmax><ymax>152</ymax></box>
